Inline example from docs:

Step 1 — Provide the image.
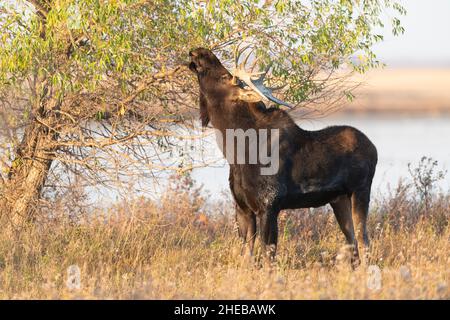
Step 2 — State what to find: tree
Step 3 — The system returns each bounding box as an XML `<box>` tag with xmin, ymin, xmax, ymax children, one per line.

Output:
<box><xmin>0</xmin><ymin>0</ymin><xmax>405</xmax><ymax>226</ymax></box>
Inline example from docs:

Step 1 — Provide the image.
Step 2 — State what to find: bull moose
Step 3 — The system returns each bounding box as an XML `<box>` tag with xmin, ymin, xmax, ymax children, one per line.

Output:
<box><xmin>188</xmin><ymin>47</ymin><xmax>377</xmax><ymax>266</ymax></box>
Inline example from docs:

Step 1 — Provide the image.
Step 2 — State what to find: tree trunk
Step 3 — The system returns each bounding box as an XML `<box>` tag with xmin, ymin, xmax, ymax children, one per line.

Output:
<box><xmin>0</xmin><ymin>1</ymin><xmax>60</xmax><ymax>229</ymax></box>
<box><xmin>0</xmin><ymin>117</ymin><xmax>57</xmax><ymax>228</ymax></box>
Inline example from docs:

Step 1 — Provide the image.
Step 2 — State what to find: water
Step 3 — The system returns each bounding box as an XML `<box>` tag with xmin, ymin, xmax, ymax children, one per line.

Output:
<box><xmin>191</xmin><ymin>115</ymin><xmax>450</xmax><ymax>199</ymax></box>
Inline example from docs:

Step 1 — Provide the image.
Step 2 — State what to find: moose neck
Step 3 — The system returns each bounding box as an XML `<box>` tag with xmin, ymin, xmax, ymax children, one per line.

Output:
<box><xmin>197</xmin><ymin>70</ymin><xmax>240</xmax><ymax>132</ymax></box>
<box><xmin>202</xmin><ymin>91</ymin><xmax>260</xmax><ymax>133</ymax></box>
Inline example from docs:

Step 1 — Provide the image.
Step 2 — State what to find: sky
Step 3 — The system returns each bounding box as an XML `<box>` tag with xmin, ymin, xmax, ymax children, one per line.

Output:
<box><xmin>374</xmin><ymin>0</ymin><xmax>450</xmax><ymax>66</ymax></box>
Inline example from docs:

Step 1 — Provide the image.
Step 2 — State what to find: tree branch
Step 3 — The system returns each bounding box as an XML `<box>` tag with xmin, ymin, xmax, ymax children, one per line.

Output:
<box><xmin>26</xmin><ymin>0</ymin><xmax>50</xmax><ymax>17</ymax></box>
<box><xmin>120</xmin><ymin>65</ymin><xmax>189</xmax><ymax>106</ymax></box>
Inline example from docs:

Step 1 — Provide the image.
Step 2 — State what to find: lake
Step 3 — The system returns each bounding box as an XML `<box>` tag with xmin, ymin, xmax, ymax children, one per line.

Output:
<box><xmin>191</xmin><ymin>114</ymin><xmax>450</xmax><ymax>199</ymax></box>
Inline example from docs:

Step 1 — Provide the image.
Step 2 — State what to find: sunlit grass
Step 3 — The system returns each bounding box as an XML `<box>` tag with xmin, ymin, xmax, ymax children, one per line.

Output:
<box><xmin>0</xmin><ymin>178</ymin><xmax>448</xmax><ymax>299</ymax></box>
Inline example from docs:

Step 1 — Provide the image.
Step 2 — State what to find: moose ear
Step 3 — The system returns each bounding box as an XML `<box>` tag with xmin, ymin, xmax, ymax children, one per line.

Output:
<box><xmin>199</xmin><ymin>92</ymin><xmax>210</xmax><ymax>127</ymax></box>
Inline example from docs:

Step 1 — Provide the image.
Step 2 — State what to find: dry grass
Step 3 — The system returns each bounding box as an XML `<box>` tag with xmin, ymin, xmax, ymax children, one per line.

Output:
<box><xmin>0</xmin><ymin>177</ymin><xmax>448</xmax><ymax>300</ymax></box>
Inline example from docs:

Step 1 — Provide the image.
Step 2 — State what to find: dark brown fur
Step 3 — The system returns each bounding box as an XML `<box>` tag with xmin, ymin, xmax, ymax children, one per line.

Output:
<box><xmin>189</xmin><ymin>48</ymin><xmax>378</xmax><ymax>265</ymax></box>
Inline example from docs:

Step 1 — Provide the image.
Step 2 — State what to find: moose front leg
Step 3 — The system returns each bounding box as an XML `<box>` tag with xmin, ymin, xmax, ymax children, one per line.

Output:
<box><xmin>258</xmin><ymin>209</ymin><xmax>279</xmax><ymax>265</ymax></box>
<box><xmin>235</xmin><ymin>206</ymin><xmax>257</xmax><ymax>258</ymax></box>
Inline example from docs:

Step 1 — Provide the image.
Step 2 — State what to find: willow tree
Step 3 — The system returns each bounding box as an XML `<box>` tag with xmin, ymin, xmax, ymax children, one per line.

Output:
<box><xmin>0</xmin><ymin>0</ymin><xmax>405</xmax><ymax>225</ymax></box>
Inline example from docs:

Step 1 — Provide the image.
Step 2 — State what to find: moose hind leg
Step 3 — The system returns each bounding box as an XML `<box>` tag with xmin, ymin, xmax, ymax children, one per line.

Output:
<box><xmin>330</xmin><ymin>196</ymin><xmax>360</xmax><ymax>266</ymax></box>
<box><xmin>351</xmin><ymin>189</ymin><xmax>371</xmax><ymax>262</ymax></box>
<box><xmin>258</xmin><ymin>210</ymin><xmax>279</xmax><ymax>264</ymax></box>
<box><xmin>235</xmin><ymin>205</ymin><xmax>257</xmax><ymax>257</ymax></box>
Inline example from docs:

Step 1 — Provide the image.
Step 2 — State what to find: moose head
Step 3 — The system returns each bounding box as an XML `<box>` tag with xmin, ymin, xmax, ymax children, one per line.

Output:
<box><xmin>189</xmin><ymin>47</ymin><xmax>292</xmax><ymax>120</ymax></box>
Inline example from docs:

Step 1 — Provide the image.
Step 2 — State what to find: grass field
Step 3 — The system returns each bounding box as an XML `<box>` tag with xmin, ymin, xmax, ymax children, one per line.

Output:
<box><xmin>0</xmin><ymin>174</ymin><xmax>448</xmax><ymax>300</ymax></box>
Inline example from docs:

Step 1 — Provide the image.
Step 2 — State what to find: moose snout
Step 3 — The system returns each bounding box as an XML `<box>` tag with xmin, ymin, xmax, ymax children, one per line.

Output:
<box><xmin>188</xmin><ymin>50</ymin><xmax>198</xmax><ymax>72</ymax></box>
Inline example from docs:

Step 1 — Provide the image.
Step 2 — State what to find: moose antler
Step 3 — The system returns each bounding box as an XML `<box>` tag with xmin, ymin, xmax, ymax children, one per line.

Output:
<box><xmin>232</xmin><ymin>45</ymin><xmax>293</xmax><ymax>108</ymax></box>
